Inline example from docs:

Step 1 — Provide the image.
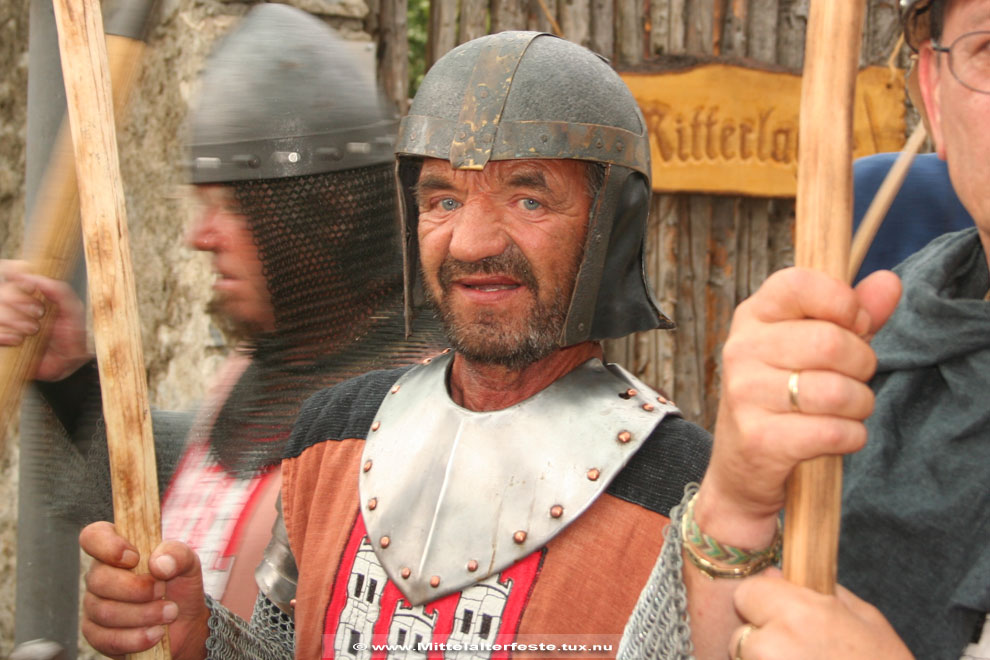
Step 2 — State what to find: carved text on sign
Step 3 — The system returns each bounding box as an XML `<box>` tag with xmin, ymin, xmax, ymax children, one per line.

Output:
<box><xmin>621</xmin><ymin>64</ymin><xmax>906</xmax><ymax>197</ymax></box>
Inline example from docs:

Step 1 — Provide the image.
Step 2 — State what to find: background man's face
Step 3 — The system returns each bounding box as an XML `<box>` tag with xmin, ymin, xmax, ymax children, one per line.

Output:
<box><xmin>416</xmin><ymin>158</ymin><xmax>592</xmax><ymax>369</ymax></box>
<box><xmin>187</xmin><ymin>184</ymin><xmax>275</xmax><ymax>334</ymax></box>
<box><xmin>921</xmin><ymin>0</ymin><xmax>990</xmax><ymax>230</ymax></box>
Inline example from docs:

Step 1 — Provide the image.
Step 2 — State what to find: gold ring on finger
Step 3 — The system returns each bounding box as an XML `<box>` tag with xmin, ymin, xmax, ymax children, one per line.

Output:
<box><xmin>787</xmin><ymin>370</ymin><xmax>801</xmax><ymax>412</ymax></box>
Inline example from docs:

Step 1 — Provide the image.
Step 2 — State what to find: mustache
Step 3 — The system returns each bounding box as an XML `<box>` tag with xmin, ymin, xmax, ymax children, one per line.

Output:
<box><xmin>437</xmin><ymin>246</ymin><xmax>538</xmax><ymax>292</ymax></box>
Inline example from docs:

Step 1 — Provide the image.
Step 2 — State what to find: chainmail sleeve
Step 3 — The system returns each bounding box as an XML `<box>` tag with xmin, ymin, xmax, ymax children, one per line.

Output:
<box><xmin>205</xmin><ymin>593</ymin><xmax>294</xmax><ymax>660</ymax></box>
<box><xmin>617</xmin><ymin>484</ymin><xmax>696</xmax><ymax>660</ymax></box>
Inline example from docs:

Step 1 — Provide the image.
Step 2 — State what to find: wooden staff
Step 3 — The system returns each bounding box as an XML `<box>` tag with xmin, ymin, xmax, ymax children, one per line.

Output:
<box><xmin>783</xmin><ymin>0</ymin><xmax>866</xmax><ymax>594</ymax></box>
<box><xmin>0</xmin><ymin>8</ymin><xmax>153</xmax><ymax>444</ymax></box>
<box><xmin>51</xmin><ymin>0</ymin><xmax>168</xmax><ymax>657</ymax></box>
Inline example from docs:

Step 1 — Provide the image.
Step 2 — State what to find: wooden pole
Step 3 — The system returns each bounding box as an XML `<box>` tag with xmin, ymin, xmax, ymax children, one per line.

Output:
<box><xmin>784</xmin><ymin>0</ymin><xmax>865</xmax><ymax>595</ymax></box>
<box><xmin>0</xmin><ymin>30</ymin><xmax>150</xmax><ymax>444</ymax></box>
<box><xmin>50</xmin><ymin>0</ymin><xmax>168</xmax><ymax>656</ymax></box>
<box><xmin>847</xmin><ymin>123</ymin><xmax>928</xmax><ymax>282</ymax></box>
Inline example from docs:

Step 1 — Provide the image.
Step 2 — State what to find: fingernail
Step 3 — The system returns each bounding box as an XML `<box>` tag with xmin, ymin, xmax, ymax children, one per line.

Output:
<box><xmin>146</xmin><ymin>625</ymin><xmax>166</xmax><ymax>644</ymax></box>
<box><xmin>121</xmin><ymin>549</ymin><xmax>139</xmax><ymax>566</ymax></box>
<box><xmin>154</xmin><ymin>554</ymin><xmax>177</xmax><ymax>578</ymax></box>
<box><xmin>162</xmin><ymin>602</ymin><xmax>178</xmax><ymax>623</ymax></box>
<box><xmin>30</xmin><ymin>304</ymin><xmax>44</xmax><ymax>318</ymax></box>
<box><xmin>855</xmin><ymin>308</ymin><xmax>871</xmax><ymax>336</ymax></box>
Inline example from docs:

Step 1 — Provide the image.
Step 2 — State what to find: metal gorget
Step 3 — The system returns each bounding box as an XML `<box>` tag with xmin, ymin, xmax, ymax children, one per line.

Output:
<box><xmin>359</xmin><ymin>351</ymin><xmax>679</xmax><ymax>605</ymax></box>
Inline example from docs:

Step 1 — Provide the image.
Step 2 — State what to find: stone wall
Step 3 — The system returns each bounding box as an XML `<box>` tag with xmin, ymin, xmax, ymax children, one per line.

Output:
<box><xmin>0</xmin><ymin>0</ymin><xmax>374</xmax><ymax>655</ymax></box>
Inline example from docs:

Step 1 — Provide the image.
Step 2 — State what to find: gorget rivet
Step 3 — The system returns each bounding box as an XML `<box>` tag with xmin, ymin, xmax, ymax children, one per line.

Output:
<box><xmin>367</xmin><ymin>497</ymin><xmax>378</xmax><ymax>511</ymax></box>
<box><xmin>363</xmin><ymin>460</ymin><xmax>373</xmax><ymax>472</ymax></box>
<box><xmin>617</xmin><ymin>431</ymin><xmax>632</xmax><ymax>444</ymax></box>
<box><xmin>587</xmin><ymin>468</ymin><xmax>601</xmax><ymax>481</ymax></box>
<box><xmin>513</xmin><ymin>530</ymin><xmax>527</xmax><ymax>544</ymax></box>
<box><xmin>458</xmin><ymin>132</ymin><xmax>467</xmax><ymax>140</ymax></box>
<box><xmin>467</xmin><ymin>559</ymin><xmax>479</xmax><ymax>572</ymax></box>
<box><xmin>290</xmin><ymin>598</ymin><xmax>297</xmax><ymax>609</ymax></box>
<box><xmin>390</xmin><ymin>384</ymin><xmax>401</xmax><ymax>394</ymax></box>
<box><xmin>642</xmin><ymin>403</ymin><xmax>655</xmax><ymax>412</ymax></box>
<box><xmin>380</xmin><ymin>536</ymin><xmax>391</xmax><ymax>548</ymax></box>
<box><xmin>423</xmin><ymin>357</ymin><xmax>432</xmax><ymax>364</ymax></box>
<box><xmin>657</xmin><ymin>395</ymin><xmax>668</xmax><ymax>404</ymax></box>
<box><xmin>430</xmin><ymin>575</ymin><xmax>441</xmax><ymax>588</ymax></box>
<box><xmin>617</xmin><ymin>142</ymin><xmax>625</xmax><ymax>152</ymax></box>
<box><xmin>371</xmin><ymin>420</ymin><xmax>381</xmax><ymax>431</ymax></box>
<box><xmin>401</xmin><ymin>567</ymin><xmax>411</xmax><ymax>579</ymax></box>
<box><xmin>550</xmin><ymin>504</ymin><xmax>564</xmax><ymax>518</ymax></box>
<box><xmin>442</xmin><ymin>348</ymin><xmax>452</xmax><ymax>354</ymax></box>
<box><xmin>627</xmin><ymin>388</ymin><xmax>638</xmax><ymax>398</ymax></box>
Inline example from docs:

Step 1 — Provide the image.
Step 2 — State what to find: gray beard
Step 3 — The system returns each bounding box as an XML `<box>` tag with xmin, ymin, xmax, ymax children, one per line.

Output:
<box><xmin>424</xmin><ymin>247</ymin><xmax>573</xmax><ymax>370</ymax></box>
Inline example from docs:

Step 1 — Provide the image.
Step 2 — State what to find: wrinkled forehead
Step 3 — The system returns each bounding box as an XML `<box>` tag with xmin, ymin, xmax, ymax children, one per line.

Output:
<box><xmin>943</xmin><ymin>0</ymin><xmax>990</xmax><ymax>35</ymax></box>
<box><xmin>416</xmin><ymin>157</ymin><xmax>590</xmax><ymax>189</ymax></box>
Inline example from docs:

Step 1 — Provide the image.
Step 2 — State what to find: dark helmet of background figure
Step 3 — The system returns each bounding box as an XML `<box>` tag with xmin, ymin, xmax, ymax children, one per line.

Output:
<box><xmin>394</xmin><ymin>31</ymin><xmax>673</xmax><ymax>345</ymax></box>
<box><xmin>186</xmin><ymin>2</ymin><xmax>396</xmax><ymax>183</ymax></box>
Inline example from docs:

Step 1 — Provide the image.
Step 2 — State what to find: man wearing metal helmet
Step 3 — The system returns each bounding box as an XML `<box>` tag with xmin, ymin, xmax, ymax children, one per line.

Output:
<box><xmin>0</xmin><ymin>1</ymin><xmax>442</xmax><ymax>626</ymax></box>
<box><xmin>75</xmin><ymin>31</ymin><xmax>711</xmax><ymax>659</ymax></box>
<box><xmin>620</xmin><ymin>1</ymin><xmax>990</xmax><ymax>659</ymax></box>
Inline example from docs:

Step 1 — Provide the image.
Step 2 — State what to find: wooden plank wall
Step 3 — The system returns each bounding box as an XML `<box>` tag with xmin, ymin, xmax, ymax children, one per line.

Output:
<box><xmin>376</xmin><ymin>0</ymin><xmax>905</xmax><ymax>430</ymax></box>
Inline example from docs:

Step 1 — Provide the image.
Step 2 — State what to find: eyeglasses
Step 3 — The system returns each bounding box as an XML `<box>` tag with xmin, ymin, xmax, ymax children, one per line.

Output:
<box><xmin>931</xmin><ymin>31</ymin><xmax>990</xmax><ymax>95</ymax></box>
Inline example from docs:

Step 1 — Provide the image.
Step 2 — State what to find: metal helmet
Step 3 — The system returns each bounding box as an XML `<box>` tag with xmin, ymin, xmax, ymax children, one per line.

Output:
<box><xmin>395</xmin><ymin>31</ymin><xmax>673</xmax><ymax>346</ymax></box>
<box><xmin>187</xmin><ymin>2</ymin><xmax>396</xmax><ymax>183</ymax></box>
<box><xmin>901</xmin><ymin>0</ymin><xmax>947</xmax><ymax>51</ymax></box>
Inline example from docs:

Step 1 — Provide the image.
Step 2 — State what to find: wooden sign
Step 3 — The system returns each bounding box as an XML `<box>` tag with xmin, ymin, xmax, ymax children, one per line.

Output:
<box><xmin>621</xmin><ymin>63</ymin><xmax>906</xmax><ymax>197</ymax></box>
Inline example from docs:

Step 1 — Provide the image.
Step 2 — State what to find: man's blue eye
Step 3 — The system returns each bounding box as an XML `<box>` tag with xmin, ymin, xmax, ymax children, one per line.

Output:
<box><xmin>521</xmin><ymin>198</ymin><xmax>541</xmax><ymax>210</ymax></box>
<box><xmin>440</xmin><ymin>198</ymin><xmax>460</xmax><ymax>211</ymax></box>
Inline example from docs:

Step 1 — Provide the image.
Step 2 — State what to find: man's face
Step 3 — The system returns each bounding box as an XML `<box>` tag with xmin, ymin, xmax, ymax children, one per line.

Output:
<box><xmin>416</xmin><ymin>158</ymin><xmax>592</xmax><ymax>369</ymax></box>
<box><xmin>920</xmin><ymin>0</ymin><xmax>990</xmax><ymax>229</ymax></box>
<box><xmin>187</xmin><ymin>184</ymin><xmax>275</xmax><ymax>333</ymax></box>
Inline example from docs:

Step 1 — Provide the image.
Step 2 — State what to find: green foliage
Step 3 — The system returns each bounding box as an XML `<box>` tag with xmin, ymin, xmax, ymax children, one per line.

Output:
<box><xmin>408</xmin><ymin>0</ymin><xmax>430</xmax><ymax>98</ymax></box>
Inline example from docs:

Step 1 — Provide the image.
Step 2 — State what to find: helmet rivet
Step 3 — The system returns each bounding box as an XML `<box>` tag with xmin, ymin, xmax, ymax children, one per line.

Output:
<box><xmin>541</xmin><ymin>134</ymin><xmax>549</xmax><ymax>143</ymax></box>
<box><xmin>595</xmin><ymin>139</ymin><xmax>603</xmax><ymax>148</ymax></box>
<box><xmin>380</xmin><ymin>535</ymin><xmax>391</xmax><ymax>548</ymax></box>
<box><xmin>367</xmin><ymin>497</ymin><xmax>378</xmax><ymax>510</ymax></box>
<box><xmin>363</xmin><ymin>460</ymin><xmax>373</xmax><ymax>472</ymax></box>
<box><xmin>642</xmin><ymin>403</ymin><xmax>655</xmax><ymax>412</ymax></box>
<box><xmin>657</xmin><ymin>395</ymin><xmax>668</xmax><ymax>404</ymax></box>
<box><xmin>587</xmin><ymin>468</ymin><xmax>601</xmax><ymax>481</ymax></box>
<box><xmin>430</xmin><ymin>575</ymin><xmax>441</xmax><ymax>588</ymax></box>
<box><xmin>423</xmin><ymin>357</ymin><xmax>432</xmax><ymax>364</ymax></box>
<box><xmin>467</xmin><ymin>559</ymin><xmax>479</xmax><ymax>572</ymax></box>
<box><xmin>390</xmin><ymin>384</ymin><xmax>401</xmax><ymax>394</ymax></box>
<box><xmin>550</xmin><ymin>504</ymin><xmax>564</xmax><ymax>518</ymax></box>
<box><xmin>513</xmin><ymin>530</ymin><xmax>528</xmax><ymax>544</ymax></box>
<box><xmin>617</xmin><ymin>142</ymin><xmax>624</xmax><ymax>152</ymax></box>
<box><xmin>371</xmin><ymin>420</ymin><xmax>381</xmax><ymax>431</ymax></box>
<box><xmin>617</xmin><ymin>431</ymin><xmax>632</xmax><ymax>443</ymax></box>
<box><xmin>401</xmin><ymin>567</ymin><xmax>411</xmax><ymax>579</ymax></box>
<box><xmin>457</xmin><ymin>131</ymin><xmax>467</xmax><ymax>140</ymax></box>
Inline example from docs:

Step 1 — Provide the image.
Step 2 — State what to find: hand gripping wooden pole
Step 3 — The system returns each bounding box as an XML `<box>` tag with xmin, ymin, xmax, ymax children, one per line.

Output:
<box><xmin>784</xmin><ymin>0</ymin><xmax>866</xmax><ymax>594</ymax></box>
<box><xmin>0</xmin><ymin>5</ymin><xmax>154</xmax><ymax>444</ymax></box>
<box><xmin>51</xmin><ymin>0</ymin><xmax>169</xmax><ymax>657</ymax></box>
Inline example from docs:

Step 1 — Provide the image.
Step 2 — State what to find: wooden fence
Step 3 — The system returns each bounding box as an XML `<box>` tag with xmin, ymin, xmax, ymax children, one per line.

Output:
<box><xmin>373</xmin><ymin>0</ymin><xmax>907</xmax><ymax>429</ymax></box>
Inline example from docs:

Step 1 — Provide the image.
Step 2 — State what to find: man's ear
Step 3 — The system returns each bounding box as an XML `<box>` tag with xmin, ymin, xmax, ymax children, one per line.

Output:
<box><xmin>917</xmin><ymin>44</ymin><xmax>946</xmax><ymax>159</ymax></box>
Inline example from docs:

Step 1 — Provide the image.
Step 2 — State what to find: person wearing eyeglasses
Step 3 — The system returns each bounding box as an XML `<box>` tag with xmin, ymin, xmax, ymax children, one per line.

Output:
<box><xmin>618</xmin><ymin>1</ymin><xmax>990</xmax><ymax>659</ymax></box>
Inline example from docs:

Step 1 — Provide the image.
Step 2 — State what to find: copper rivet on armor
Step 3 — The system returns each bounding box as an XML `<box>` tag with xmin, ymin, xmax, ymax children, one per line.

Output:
<box><xmin>596</xmin><ymin>139</ymin><xmax>603</xmax><ymax>148</ymax></box>
<box><xmin>513</xmin><ymin>530</ymin><xmax>527</xmax><ymax>544</ymax></box>
<box><xmin>371</xmin><ymin>421</ymin><xmax>381</xmax><ymax>431</ymax></box>
<box><xmin>642</xmin><ymin>403</ymin><xmax>655</xmax><ymax>412</ymax></box>
<box><xmin>380</xmin><ymin>536</ymin><xmax>391</xmax><ymax>548</ymax></box>
<box><xmin>368</xmin><ymin>497</ymin><xmax>378</xmax><ymax>511</ymax></box>
<box><xmin>423</xmin><ymin>357</ymin><xmax>432</xmax><ymax>364</ymax></box>
<box><xmin>587</xmin><ymin>468</ymin><xmax>601</xmax><ymax>481</ymax></box>
<box><xmin>617</xmin><ymin>431</ymin><xmax>632</xmax><ymax>444</ymax></box>
<box><xmin>467</xmin><ymin>559</ymin><xmax>479</xmax><ymax>572</ymax></box>
<box><xmin>290</xmin><ymin>598</ymin><xmax>297</xmax><ymax>609</ymax></box>
<box><xmin>363</xmin><ymin>460</ymin><xmax>373</xmax><ymax>472</ymax></box>
<box><xmin>442</xmin><ymin>348</ymin><xmax>452</xmax><ymax>354</ymax></box>
<box><xmin>627</xmin><ymin>388</ymin><xmax>637</xmax><ymax>397</ymax></box>
<box><xmin>541</xmin><ymin>134</ymin><xmax>548</xmax><ymax>142</ymax></box>
<box><xmin>401</xmin><ymin>567</ymin><xmax>411</xmax><ymax>579</ymax></box>
<box><xmin>550</xmin><ymin>504</ymin><xmax>564</xmax><ymax>518</ymax></box>
<box><xmin>430</xmin><ymin>575</ymin><xmax>441</xmax><ymax>588</ymax></box>
<box><xmin>390</xmin><ymin>385</ymin><xmax>401</xmax><ymax>394</ymax></box>
<box><xmin>617</xmin><ymin>142</ymin><xmax>624</xmax><ymax>152</ymax></box>
<box><xmin>657</xmin><ymin>395</ymin><xmax>668</xmax><ymax>404</ymax></box>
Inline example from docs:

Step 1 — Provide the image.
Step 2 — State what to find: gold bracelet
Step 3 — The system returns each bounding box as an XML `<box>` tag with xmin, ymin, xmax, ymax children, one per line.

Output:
<box><xmin>681</xmin><ymin>492</ymin><xmax>781</xmax><ymax>580</ymax></box>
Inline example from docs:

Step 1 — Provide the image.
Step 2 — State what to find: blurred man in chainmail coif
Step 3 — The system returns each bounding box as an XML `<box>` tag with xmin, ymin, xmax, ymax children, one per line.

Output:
<box><xmin>0</xmin><ymin>2</ymin><xmax>445</xmax><ymax>621</ymax></box>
